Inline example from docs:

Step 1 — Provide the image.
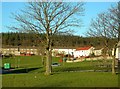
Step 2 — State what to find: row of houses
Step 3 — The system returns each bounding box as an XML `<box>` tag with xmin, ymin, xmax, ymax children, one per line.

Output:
<box><xmin>1</xmin><ymin>41</ymin><xmax>120</xmax><ymax>58</ymax></box>
<box><xmin>0</xmin><ymin>46</ymin><xmax>103</xmax><ymax>57</ymax></box>
<box><xmin>0</xmin><ymin>47</ymin><xmax>38</xmax><ymax>56</ymax></box>
<box><xmin>52</xmin><ymin>46</ymin><xmax>103</xmax><ymax>58</ymax></box>
<box><xmin>52</xmin><ymin>41</ymin><xmax>120</xmax><ymax>59</ymax></box>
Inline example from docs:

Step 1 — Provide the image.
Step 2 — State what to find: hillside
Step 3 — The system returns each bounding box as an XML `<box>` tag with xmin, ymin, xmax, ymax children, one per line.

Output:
<box><xmin>1</xmin><ymin>32</ymin><xmax>117</xmax><ymax>49</ymax></box>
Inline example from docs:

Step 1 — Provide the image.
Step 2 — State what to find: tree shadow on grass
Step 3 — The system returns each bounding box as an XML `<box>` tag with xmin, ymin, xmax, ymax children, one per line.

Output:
<box><xmin>52</xmin><ymin>66</ymin><xmax>113</xmax><ymax>73</ymax></box>
<box><xmin>2</xmin><ymin>67</ymin><xmax>43</xmax><ymax>74</ymax></box>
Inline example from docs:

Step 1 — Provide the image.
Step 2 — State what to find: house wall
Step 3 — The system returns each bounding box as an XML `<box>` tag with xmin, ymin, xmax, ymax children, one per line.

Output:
<box><xmin>1</xmin><ymin>48</ymin><xmax>38</xmax><ymax>55</ymax></box>
<box><xmin>74</xmin><ymin>47</ymin><xmax>94</xmax><ymax>58</ymax></box>
<box><xmin>74</xmin><ymin>50</ymin><xmax>90</xmax><ymax>58</ymax></box>
<box><xmin>14</xmin><ymin>51</ymin><xmax>20</xmax><ymax>56</ymax></box>
<box><xmin>94</xmin><ymin>49</ymin><xmax>102</xmax><ymax>56</ymax></box>
<box><xmin>52</xmin><ymin>49</ymin><xmax>75</xmax><ymax>56</ymax></box>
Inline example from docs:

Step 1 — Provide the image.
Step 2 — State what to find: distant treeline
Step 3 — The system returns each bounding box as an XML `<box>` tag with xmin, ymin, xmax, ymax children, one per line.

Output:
<box><xmin>1</xmin><ymin>32</ymin><xmax>117</xmax><ymax>48</ymax></box>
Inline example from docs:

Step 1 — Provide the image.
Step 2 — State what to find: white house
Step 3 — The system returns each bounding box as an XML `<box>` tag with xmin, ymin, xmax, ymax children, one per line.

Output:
<box><xmin>74</xmin><ymin>46</ymin><xmax>95</xmax><ymax>58</ymax></box>
<box><xmin>52</xmin><ymin>48</ymin><xmax>76</xmax><ymax>56</ymax></box>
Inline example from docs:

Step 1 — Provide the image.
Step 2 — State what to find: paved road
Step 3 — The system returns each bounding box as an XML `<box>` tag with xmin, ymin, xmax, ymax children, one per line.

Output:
<box><xmin>0</xmin><ymin>69</ymin><xmax>13</xmax><ymax>74</ymax></box>
<box><xmin>0</xmin><ymin>69</ymin><xmax>2</xmax><ymax>74</ymax></box>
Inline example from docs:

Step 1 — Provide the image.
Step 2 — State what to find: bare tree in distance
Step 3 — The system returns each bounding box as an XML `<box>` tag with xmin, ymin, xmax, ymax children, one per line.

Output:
<box><xmin>108</xmin><ymin>3</ymin><xmax>120</xmax><ymax>74</ymax></box>
<box><xmin>8</xmin><ymin>1</ymin><xmax>84</xmax><ymax>75</ymax></box>
<box><xmin>86</xmin><ymin>3</ymin><xmax>120</xmax><ymax>74</ymax></box>
<box><xmin>87</xmin><ymin>4</ymin><xmax>119</xmax><ymax>50</ymax></box>
<box><xmin>117</xmin><ymin>1</ymin><xmax>120</xmax><ymax>74</ymax></box>
<box><xmin>117</xmin><ymin>1</ymin><xmax>120</xmax><ymax>41</ymax></box>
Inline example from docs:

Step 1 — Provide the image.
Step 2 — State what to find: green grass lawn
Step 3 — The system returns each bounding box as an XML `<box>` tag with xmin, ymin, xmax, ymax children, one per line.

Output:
<box><xmin>2</xmin><ymin>56</ymin><xmax>42</xmax><ymax>68</ymax></box>
<box><xmin>1</xmin><ymin>56</ymin><xmax>119</xmax><ymax>87</ymax></box>
<box><xmin>2</xmin><ymin>72</ymin><xmax>118</xmax><ymax>87</ymax></box>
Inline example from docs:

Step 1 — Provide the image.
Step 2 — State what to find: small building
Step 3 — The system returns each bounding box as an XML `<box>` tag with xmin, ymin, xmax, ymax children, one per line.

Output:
<box><xmin>94</xmin><ymin>48</ymin><xmax>103</xmax><ymax>56</ymax></box>
<box><xmin>74</xmin><ymin>46</ymin><xmax>95</xmax><ymax>58</ymax></box>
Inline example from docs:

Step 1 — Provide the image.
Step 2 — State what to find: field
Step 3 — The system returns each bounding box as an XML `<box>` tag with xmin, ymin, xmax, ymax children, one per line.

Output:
<box><xmin>1</xmin><ymin>56</ymin><xmax>119</xmax><ymax>87</ymax></box>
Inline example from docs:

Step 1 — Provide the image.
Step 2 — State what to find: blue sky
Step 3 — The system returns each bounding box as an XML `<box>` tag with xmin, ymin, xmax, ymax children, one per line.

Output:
<box><xmin>1</xmin><ymin>2</ymin><xmax>117</xmax><ymax>36</ymax></box>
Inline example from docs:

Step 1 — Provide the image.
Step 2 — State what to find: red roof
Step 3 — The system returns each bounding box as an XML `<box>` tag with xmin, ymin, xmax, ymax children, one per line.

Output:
<box><xmin>76</xmin><ymin>46</ymin><xmax>92</xmax><ymax>51</ymax></box>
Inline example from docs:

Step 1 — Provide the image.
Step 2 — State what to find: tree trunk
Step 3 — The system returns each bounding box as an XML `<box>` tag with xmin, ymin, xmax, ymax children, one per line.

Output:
<box><xmin>42</xmin><ymin>55</ymin><xmax>45</xmax><ymax>66</ymax></box>
<box><xmin>49</xmin><ymin>47</ymin><xmax>52</xmax><ymax>73</ymax></box>
<box><xmin>45</xmin><ymin>49</ymin><xmax>52</xmax><ymax>75</ymax></box>
<box><xmin>45</xmin><ymin>37</ymin><xmax>52</xmax><ymax>75</ymax></box>
<box><xmin>112</xmin><ymin>56</ymin><xmax>115</xmax><ymax>74</ymax></box>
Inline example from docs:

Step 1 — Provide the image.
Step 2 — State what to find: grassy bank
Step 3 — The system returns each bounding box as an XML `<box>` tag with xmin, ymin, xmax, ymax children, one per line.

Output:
<box><xmin>1</xmin><ymin>56</ymin><xmax>119</xmax><ymax>87</ymax></box>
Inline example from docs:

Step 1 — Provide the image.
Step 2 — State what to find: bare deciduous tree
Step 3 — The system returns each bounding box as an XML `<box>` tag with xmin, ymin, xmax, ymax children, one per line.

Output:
<box><xmin>8</xmin><ymin>1</ymin><xmax>84</xmax><ymax>75</ymax></box>
<box><xmin>86</xmin><ymin>3</ymin><xmax>119</xmax><ymax>74</ymax></box>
